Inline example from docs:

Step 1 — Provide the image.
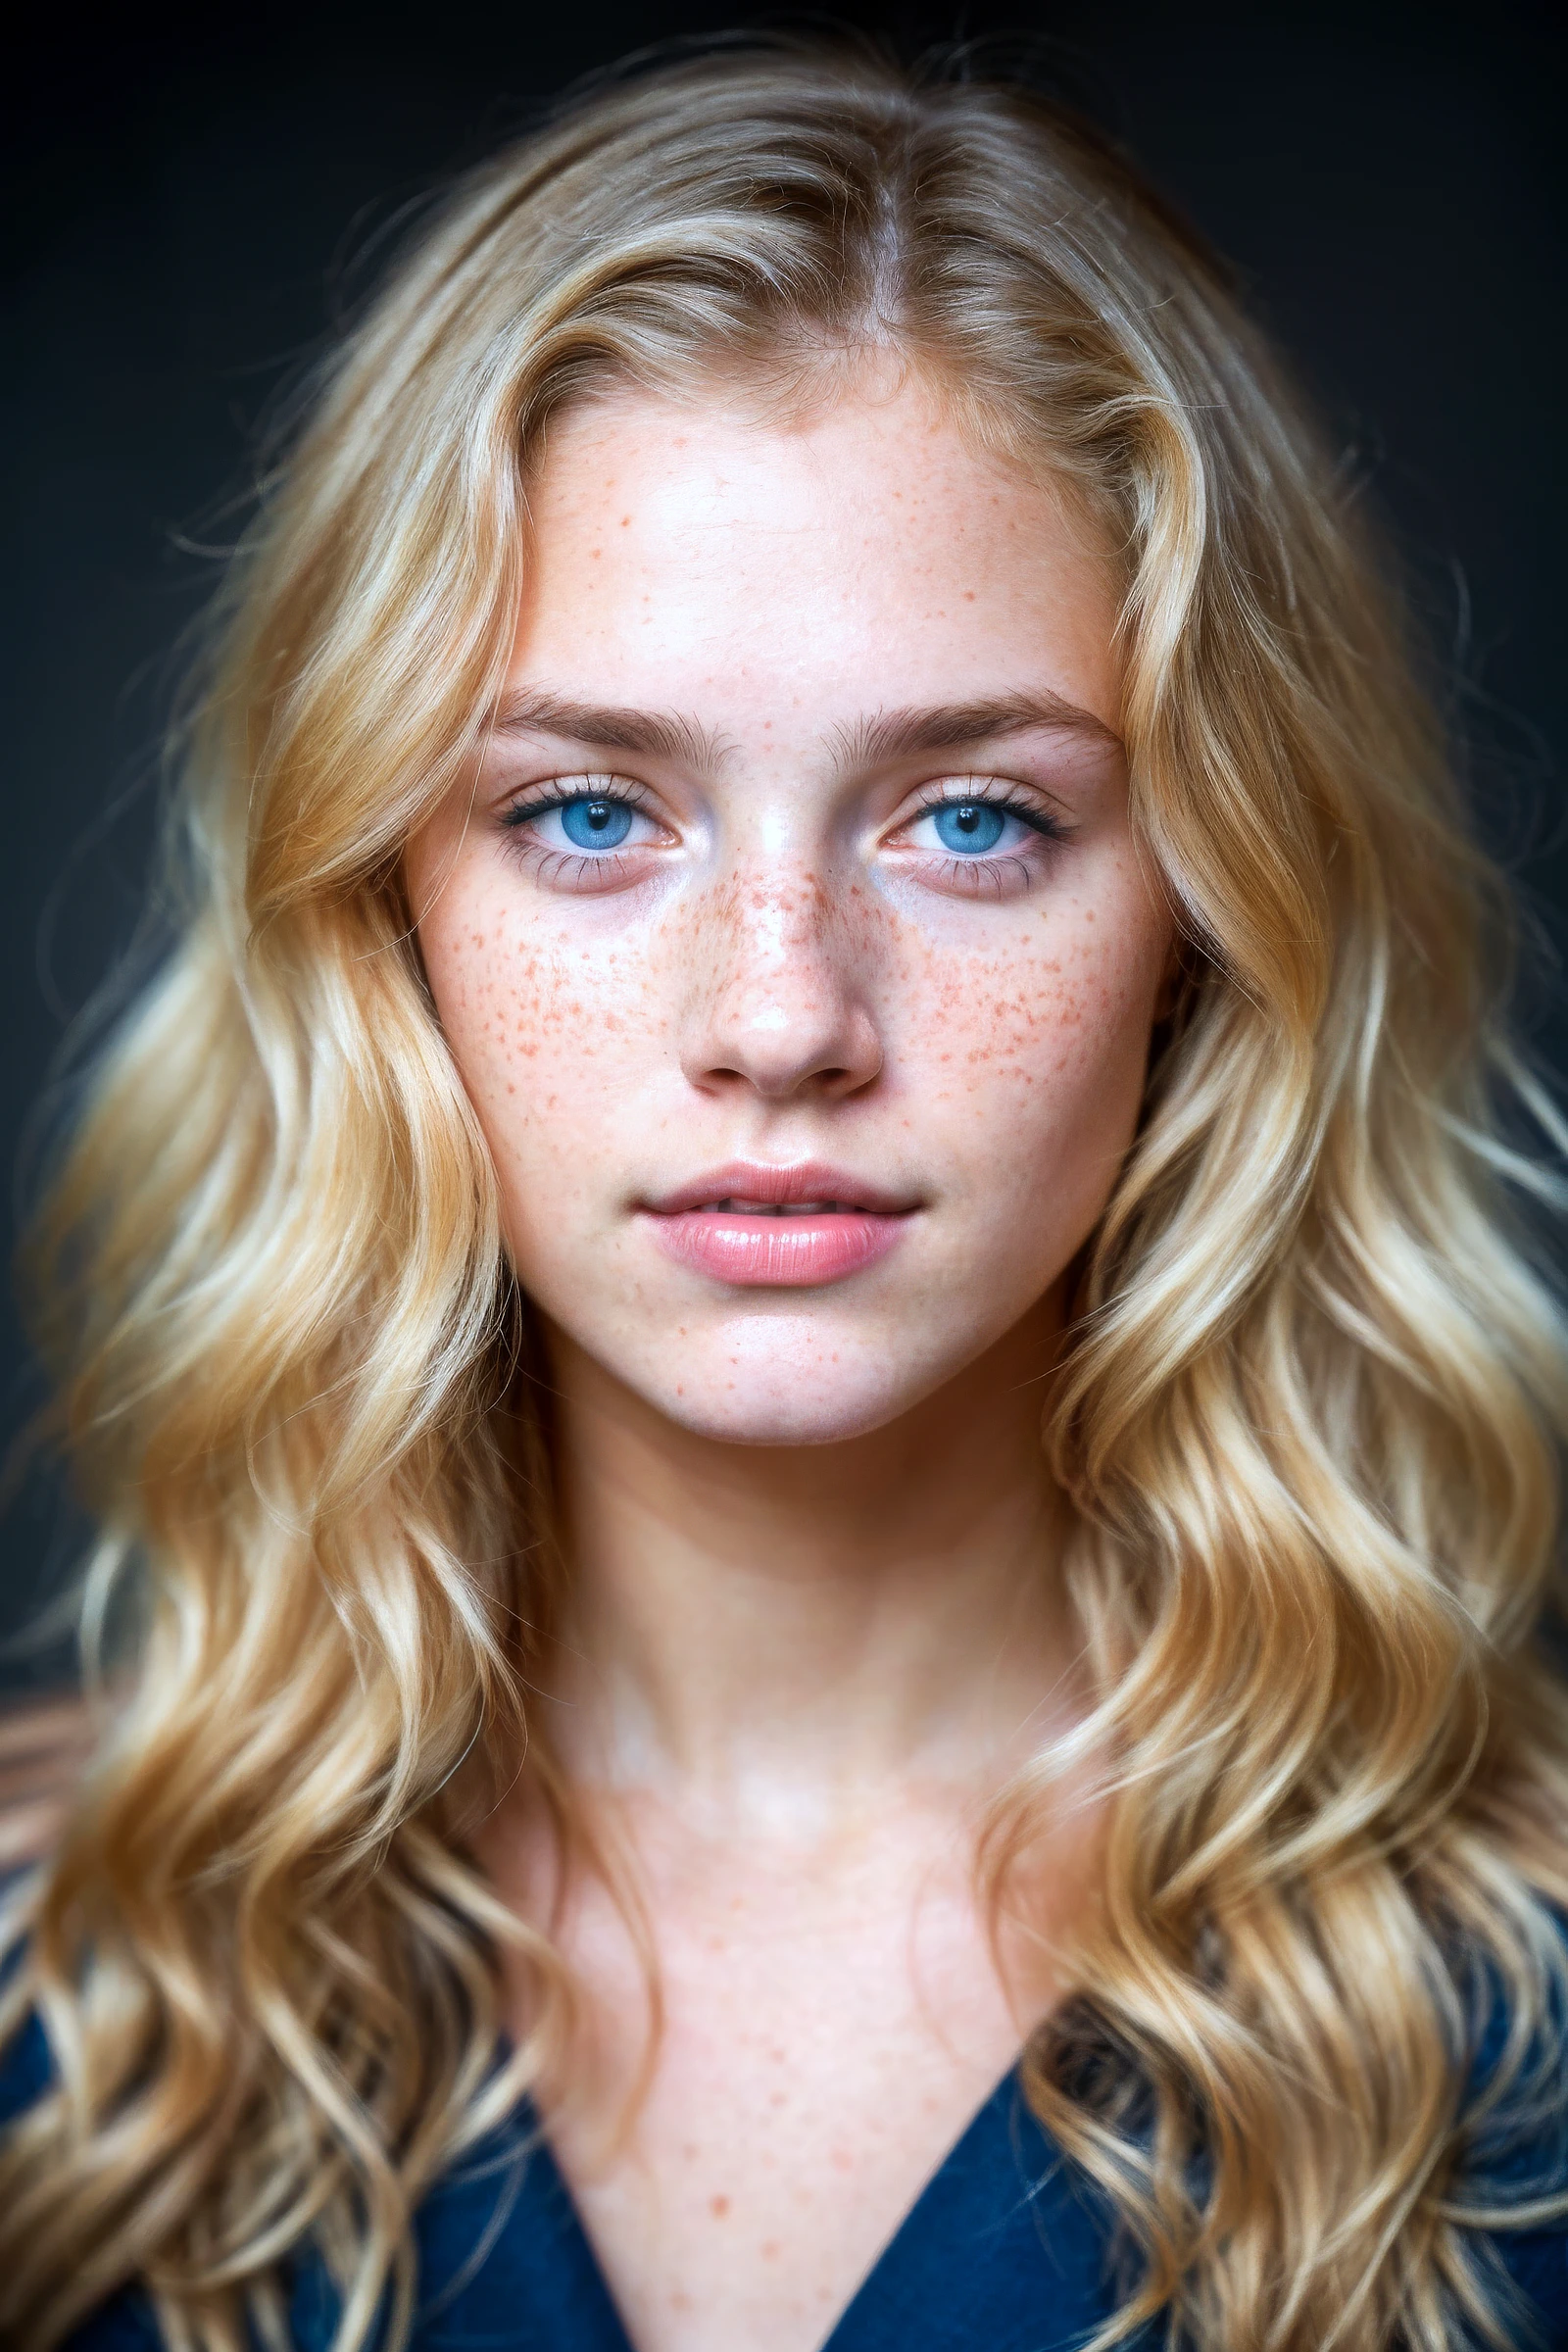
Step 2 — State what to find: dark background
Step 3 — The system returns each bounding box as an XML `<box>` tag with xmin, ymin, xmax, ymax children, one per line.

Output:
<box><xmin>2</xmin><ymin>0</ymin><xmax>1563</xmax><ymax>1692</ymax></box>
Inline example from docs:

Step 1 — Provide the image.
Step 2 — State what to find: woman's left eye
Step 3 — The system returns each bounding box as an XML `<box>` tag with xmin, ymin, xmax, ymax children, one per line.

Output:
<box><xmin>902</xmin><ymin>798</ymin><xmax>1056</xmax><ymax>858</ymax></box>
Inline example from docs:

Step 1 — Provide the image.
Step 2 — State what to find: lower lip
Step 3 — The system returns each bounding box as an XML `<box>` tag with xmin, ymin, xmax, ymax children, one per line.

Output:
<box><xmin>642</xmin><ymin>1209</ymin><xmax>909</xmax><ymax>1287</ymax></box>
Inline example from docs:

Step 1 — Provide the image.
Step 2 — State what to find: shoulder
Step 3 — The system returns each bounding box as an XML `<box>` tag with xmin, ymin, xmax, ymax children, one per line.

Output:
<box><xmin>0</xmin><ymin>1696</ymin><xmax>88</xmax><ymax>2132</ymax></box>
<box><xmin>0</xmin><ymin>1697</ymin><xmax>166</xmax><ymax>2352</ymax></box>
<box><xmin>0</xmin><ymin>2008</ymin><xmax>165</xmax><ymax>2349</ymax></box>
<box><xmin>1453</xmin><ymin>1907</ymin><xmax>1568</xmax><ymax>2343</ymax></box>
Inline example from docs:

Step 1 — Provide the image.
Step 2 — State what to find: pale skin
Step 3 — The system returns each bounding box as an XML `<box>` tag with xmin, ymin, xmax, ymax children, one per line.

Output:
<box><xmin>406</xmin><ymin>366</ymin><xmax>1175</xmax><ymax>2352</ymax></box>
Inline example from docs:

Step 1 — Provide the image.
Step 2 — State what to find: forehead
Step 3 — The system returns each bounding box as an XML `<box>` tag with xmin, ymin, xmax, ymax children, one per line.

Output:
<box><xmin>512</xmin><ymin>375</ymin><xmax>1123</xmax><ymax>742</ymax></box>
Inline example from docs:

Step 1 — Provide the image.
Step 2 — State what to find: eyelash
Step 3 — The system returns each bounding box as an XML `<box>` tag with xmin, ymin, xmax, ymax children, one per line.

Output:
<box><xmin>496</xmin><ymin>775</ymin><xmax>1070</xmax><ymax>895</ymax></box>
<box><xmin>499</xmin><ymin>778</ymin><xmax>662</xmax><ymax>889</ymax></box>
<box><xmin>897</xmin><ymin>780</ymin><xmax>1069</xmax><ymax>897</ymax></box>
<box><xmin>499</xmin><ymin>777</ymin><xmax>655</xmax><ymax>826</ymax></box>
<box><xmin>906</xmin><ymin>778</ymin><xmax>1066</xmax><ymax>839</ymax></box>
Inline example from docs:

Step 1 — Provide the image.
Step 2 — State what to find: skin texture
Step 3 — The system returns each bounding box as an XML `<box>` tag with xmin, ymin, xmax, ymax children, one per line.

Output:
<box><xmin>407</xmin><ymin>370</ymin><xmax>1173</xmax><ymax>2352</ymax></box>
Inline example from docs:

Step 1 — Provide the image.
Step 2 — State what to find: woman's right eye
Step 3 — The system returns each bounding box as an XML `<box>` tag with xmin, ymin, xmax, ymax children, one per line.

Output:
<box><xmin>500</xmin><ymin>786</ymin><xmax>668</xmax><ymax>880</ymax></box>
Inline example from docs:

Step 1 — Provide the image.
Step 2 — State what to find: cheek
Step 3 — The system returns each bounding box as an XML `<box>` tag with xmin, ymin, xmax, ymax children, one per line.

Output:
<box><xmin>896</xmin><ymin>886</ymin><xmax>1164</xmax><ymax>1200</ymax></box>
<box><xmin>418</xmin><ymin>876</ymin><xmax>675</xmax><ymax>1194</ymax></box>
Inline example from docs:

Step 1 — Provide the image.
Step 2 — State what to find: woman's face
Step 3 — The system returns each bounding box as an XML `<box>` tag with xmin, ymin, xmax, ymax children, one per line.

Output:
<box><xmin>408</xmin><ymin>371</ymin><xmax>1172</xmax><ymax>1445</ymax></box>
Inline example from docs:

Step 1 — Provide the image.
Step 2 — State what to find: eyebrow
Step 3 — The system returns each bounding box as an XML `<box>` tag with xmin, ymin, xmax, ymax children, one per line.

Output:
<box><xmin>831</xmin><ymin>693</ymin><xmax>1121</xmax><ymax>769</ymax></box>
<box><xmin>489</xmin><ymin>686</ymin><xmax>1120</xmax><ymax>774</ymax></box>
<box><xmin>492</xmin><ymin>690</ymin><xmax>727</xmax><ymax>771</ymax></box>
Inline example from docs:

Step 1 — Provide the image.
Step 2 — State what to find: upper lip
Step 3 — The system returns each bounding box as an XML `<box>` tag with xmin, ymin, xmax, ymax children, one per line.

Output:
<box><xmin>642</xmin><ymin>1161</ymin><xmax>921</xmax><ymax>1216</ymax></box>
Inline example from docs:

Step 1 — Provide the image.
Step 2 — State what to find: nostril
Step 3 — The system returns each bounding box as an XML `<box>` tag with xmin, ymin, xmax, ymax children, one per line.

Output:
<box><xmin>677</xmin><ymin>911</ymin><xmax>883</xmax><ymax>1101</ymax></box>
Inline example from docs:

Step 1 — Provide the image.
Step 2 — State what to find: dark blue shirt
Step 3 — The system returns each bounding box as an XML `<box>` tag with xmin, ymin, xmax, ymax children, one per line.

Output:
<box><xmin>4</xmin><ymin>2004</ymin><xmax>1567</xmax><ymax>2350</ymax></box>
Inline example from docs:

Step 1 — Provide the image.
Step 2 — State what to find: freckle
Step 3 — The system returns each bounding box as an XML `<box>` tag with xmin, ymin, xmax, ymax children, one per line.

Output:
<box><xmin>620</xmin><ymin>514</ymin><xmax>631</xmax><ymax>526</ymax></box>
<box><xmin>830</xmin><ymin>2147</ymin><xmax>854</xmax><ymax>2172</ymax></box>
<box><xmin>963</xmin><ymin>589</ymin><xmax>975</xmax><ymax>602</ymax></box>
<box><xmin>710</xmin><ymin>2194</ymin><xmax>730</xmax><ymax>2219</ymax></box>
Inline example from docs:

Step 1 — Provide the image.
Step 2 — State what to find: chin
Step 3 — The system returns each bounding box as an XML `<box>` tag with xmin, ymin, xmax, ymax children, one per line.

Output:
<box><xmin>645</xmin><ymin>1382</ymin><xmax>919</xmax><ymax>1447</ymax></box>
<box><xmin>637</xmin><ymin>1307</ymin><xmax>984</xmax><ymax>1446</ymax></box>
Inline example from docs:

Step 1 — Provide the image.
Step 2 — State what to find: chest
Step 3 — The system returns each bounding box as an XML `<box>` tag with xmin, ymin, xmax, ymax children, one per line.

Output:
<box><xmin>514</xmin><ymin>1816</ymin><xmax>1064</xmax><ymax>2352</ymax></box>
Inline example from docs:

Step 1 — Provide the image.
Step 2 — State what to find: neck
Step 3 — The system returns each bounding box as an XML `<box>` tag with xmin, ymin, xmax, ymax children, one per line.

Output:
<box><xmin>537</xmin><ymin>1298</ymin><xmax>1082</xmax><ymax>1828</ymax></box>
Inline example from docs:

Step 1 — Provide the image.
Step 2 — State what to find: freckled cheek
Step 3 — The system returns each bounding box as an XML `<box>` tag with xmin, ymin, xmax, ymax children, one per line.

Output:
<box><xmin>422</xmin><ymin>901</ymin><xmax>673</xmax><ymax>1151</ymax></box>
<box><xmin>890</xmin><ymin>915</ymin><xmax>1160</xmax><ymax>1163</ymax></box>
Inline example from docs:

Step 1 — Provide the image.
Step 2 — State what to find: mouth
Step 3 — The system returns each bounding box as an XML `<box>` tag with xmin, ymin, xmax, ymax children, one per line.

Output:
<box><xmin>688</xmin><ymin>1196</ymin><xmax>869</xmax><ymax>1216</ymax></box>
<box><xmin>639</xmin><ymin>1162</ymin><xmax>919</xmax><ymax>1288</ymax></box>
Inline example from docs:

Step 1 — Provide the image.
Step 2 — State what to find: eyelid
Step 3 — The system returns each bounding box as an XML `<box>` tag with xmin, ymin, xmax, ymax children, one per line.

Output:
<box><xmin>493</xmin><ymin>773</ymin><xmax>678</xmax><ymax>897</ymax></box>
<box><xmin>890</xmin><ymin>774</ymin><xmax>1072</xmax><ymax>839</ymax></box>
<box><xmin>497</xmin><ymin>770</ymin><xmax>652</xmax><ymax>813</ymax></box>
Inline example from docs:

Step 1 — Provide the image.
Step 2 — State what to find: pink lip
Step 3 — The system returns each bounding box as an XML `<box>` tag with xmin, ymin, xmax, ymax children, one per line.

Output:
<box><xmin>639</xmin><ymin>1161</ymin><xmax>918</xmax><ymax>1289</ymax></box>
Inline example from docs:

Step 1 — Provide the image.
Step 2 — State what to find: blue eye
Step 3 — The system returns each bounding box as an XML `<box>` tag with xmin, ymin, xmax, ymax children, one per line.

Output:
<box><xmin>933</xmin><ymin>802</ymin><xmax>1006</xmax><ymax>854</ymax></box>
<box><xmin>559</xmin><ymin>797</ymin><xmax>633</xmax><ymax>850</ymax></box>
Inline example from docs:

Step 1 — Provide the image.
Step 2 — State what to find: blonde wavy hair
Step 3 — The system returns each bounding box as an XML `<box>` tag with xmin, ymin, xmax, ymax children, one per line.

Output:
<box><xmin>4</xmin><ymin>37</ymin><xmax>1568</xmax><ymax>2352</ymax></box>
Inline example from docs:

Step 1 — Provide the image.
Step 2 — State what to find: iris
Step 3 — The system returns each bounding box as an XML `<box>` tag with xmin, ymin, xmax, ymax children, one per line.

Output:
<box><xmin>561</xmin><ymin>798</ymin><xmax>633</xmax><ymax>850</ymax></box>
<box><xmin>934</xmin><ymin>803</ymin><xmax>1005</xmax><ymax>854</ymax></box>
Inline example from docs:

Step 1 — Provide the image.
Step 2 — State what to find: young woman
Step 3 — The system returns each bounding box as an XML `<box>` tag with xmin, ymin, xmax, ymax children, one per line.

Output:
<box><xmin>3</xmin><ymin>39</ymin><xmax>1566</xmax><ymax>2352</ymax></box>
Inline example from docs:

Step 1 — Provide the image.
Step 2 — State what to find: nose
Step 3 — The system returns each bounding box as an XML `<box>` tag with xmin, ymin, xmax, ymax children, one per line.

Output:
<box><xmin>678</xmin><ymin>864</ymin><xmax>883</xmax><ymax>1102</ymax></box>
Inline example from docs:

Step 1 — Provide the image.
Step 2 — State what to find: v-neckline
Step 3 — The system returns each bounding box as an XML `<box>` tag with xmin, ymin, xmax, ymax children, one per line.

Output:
<box><xmin>507</xmin><ymin>2058</ymin><xmax>1089</xmax><ymax>2352</ymax></box>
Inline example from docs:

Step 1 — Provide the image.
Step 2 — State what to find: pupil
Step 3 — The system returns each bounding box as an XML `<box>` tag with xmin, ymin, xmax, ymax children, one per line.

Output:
<box><xmin>934</xmin><ymin>802</ymin><xmax>1005</xmax><ymax>854</ymax></box>
<box><xmin>561</xmin><ymin>796</ymin><xmax>633</xmax><ymax>851</ymax></box>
